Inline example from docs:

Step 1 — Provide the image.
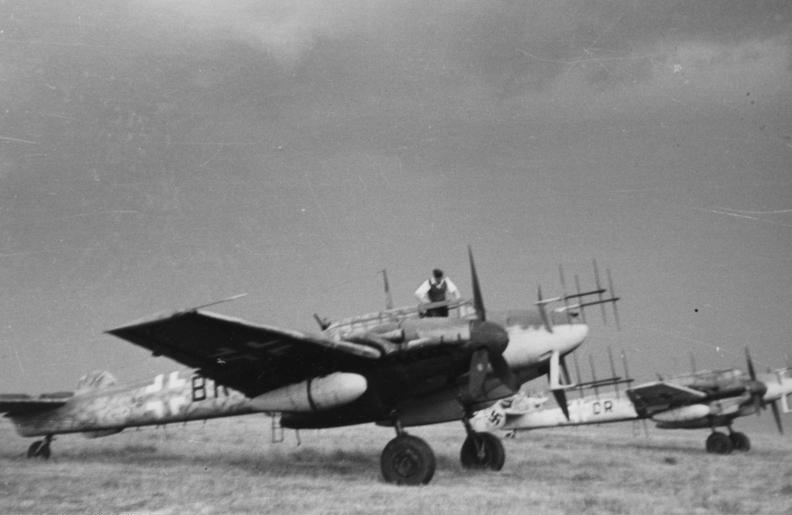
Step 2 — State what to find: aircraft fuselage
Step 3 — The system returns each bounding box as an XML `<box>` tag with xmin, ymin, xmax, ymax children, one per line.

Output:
<box><xmin>8</xmin><ymin>371</ymin><xmax>257</xmax><ymax>437</ymax></box>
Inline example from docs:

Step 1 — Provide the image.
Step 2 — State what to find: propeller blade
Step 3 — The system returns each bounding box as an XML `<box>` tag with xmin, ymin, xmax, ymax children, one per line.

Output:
<box><xmin>771</xmin><ymin>401</ymin><xmax>784</xmax><ymax>434</ymax></box>
<box><xmin>548</xmin><ymin>349</ymin><xmax>571</xmax><ymax>420</ymax></box>
<box><xmin>489</xmin><ymin>352</ymin><xmax>519</xmax><ymax>392</ymax></box>
<box><xmin>468</xmin><ymin>348</ymin><xmax>489</xmax><ymax>399</ymax></box>
<box><xmin>746</xmin><ymin>347</ymin><xmax>757</xmax><ymax>381</ymax></box>
<box><xmin>468</xmin><ymin>246</ymin><xmax>486</xmax><ymax>321</ymax></box>
<box><xmin>552</xmin><ymin>389</ymin><xmax>570</xmax><ymax>421</ymax></box>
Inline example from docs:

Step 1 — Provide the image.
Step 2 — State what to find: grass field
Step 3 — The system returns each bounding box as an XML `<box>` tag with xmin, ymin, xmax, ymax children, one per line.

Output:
<box><xmin>1</xmin><ymin>414</ymin><xmax>791</xmax><ymax>515</ymax></box>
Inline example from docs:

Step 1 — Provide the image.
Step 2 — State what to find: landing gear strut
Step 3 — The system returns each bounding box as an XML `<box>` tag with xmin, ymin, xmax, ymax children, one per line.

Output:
<box><xmin>27</xmin><ymin>435</ymin><xmax>53</xmax><ymax>459</ymax></box>
<box><xmin>380</xmin><ymin>420</ymin><xmax>436</xmax><ymax>485</ymax></box>
<box><xmin>459</xmin><ymin>416</ymin><xmax>505</xmax><ymax>470</ymax></box>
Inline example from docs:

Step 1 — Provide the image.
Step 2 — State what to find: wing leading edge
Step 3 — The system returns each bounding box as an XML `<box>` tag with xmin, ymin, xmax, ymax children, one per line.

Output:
<box><xmin>106</xmin><ymin>310</ymin><xmax>381</xmax><ymax>397</ymax></box>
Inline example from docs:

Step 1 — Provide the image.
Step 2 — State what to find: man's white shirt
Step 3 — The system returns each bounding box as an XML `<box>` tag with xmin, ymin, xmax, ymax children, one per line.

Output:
<box><xmin>414</xmin><ymin>277</ymin><xmax>460</xmax><ymax>303</ymax></box>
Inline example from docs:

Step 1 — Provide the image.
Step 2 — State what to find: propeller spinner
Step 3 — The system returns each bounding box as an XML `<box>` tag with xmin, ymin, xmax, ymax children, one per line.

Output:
<box><xmin>746</xmin><ymin>347</ymin><xmax>783</xmax><ymax>434</ymax></box>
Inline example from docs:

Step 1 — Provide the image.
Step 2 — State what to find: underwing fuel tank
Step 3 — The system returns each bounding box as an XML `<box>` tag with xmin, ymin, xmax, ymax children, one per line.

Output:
<box><xmin>651</xmin><ymin>404</ymin><xmax>710</xmax><ymax>423</ymax></box>
<box><xmin>250</xmin><ymin>372</ymin><xmax>367</xmax><ymax>412</ymax></box>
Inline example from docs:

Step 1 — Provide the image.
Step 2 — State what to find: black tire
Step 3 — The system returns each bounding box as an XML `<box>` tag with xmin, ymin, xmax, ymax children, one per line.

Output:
<box><xmin>460</xmin><ymin>432</ymin><xmax>506</xmax><ymax>470</ymax></box>
<box><xmin>729</xmin><ymin>432</ymin><xmax>750</xmax><ymax>452</ymax></box>
<box><xmin>380</xmin><ymin>435</ymin><xmax>436</xmax><ymax>486</ymax></box>
<box><xmin>705</xmin><ymin>432</ymin><xmax>733</xmax><ymax>454</ymax></box>
<box><xmin>27</xmin><ymin>440</ymin><xmax>50</xmax><ymax>459</ymax></box>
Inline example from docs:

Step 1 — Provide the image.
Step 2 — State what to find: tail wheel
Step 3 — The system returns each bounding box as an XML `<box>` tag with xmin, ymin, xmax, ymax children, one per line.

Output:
<box><xmin>460</xmin><ymin>432</ymin><xmax>505</xmax><ymax>470</ymax></box>
<box><xmin>27</xmin><ymin>440</ymin><xmax>51</xmax><ymax>460</ymax></box>
<box><xmin>380</xmin><ymin>434</ymin><xmax>436</xmax><ymax>485</ymax></box>
<box><xmin>705</xmin><ymin>431</ymin><xmax>733</xmax><ymax>454</ymax></box>
<box><xmin>729</xmin><ymin>432</ymin><xmax>751</xmax><ymax>452</ymax></box>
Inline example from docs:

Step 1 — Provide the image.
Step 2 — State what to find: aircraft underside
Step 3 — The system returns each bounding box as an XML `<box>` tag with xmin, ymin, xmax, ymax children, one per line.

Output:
<box><xmin>654</xmin><ymin>415</ymin><xmax>753</xmax><ymax>455</ymax></box>
<box><xmin>278</xmin><ymin>381</ymin><xmax>522</xmax><ymax>484</ymax></box>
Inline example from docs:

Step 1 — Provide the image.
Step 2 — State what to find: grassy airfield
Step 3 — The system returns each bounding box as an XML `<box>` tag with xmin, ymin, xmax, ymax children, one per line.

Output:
<box><xmin>1</xmin><ymin>414</ymin><xmax>791</xmax><ymax>515</ymax></box>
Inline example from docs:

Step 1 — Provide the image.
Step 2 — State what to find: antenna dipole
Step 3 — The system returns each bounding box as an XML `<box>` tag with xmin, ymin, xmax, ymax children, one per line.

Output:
<box><xmin>380</xmin><ymin>269</ymin><xmax>394</xmax><ymax>310</ymax></box>
<box><xmin>608</xmin><ymin>346</ymin><xmax>620</xmax><ymax>399</ymax></box>
<box><xmin>589</xmin><ymin>354</ymin><xmax>600</xmax><ymax>399</ymax></box>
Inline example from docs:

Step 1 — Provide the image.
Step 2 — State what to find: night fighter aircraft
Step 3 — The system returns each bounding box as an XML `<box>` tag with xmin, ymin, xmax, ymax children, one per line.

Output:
<box><xmin>474</xmin><ymin>349</ymin><xmax>792</xmax><ymax>455</ymax></box>
<box><xmin>1</xmin><ymin>249</ymin><xmax>617</xmax><ymax>485</ymax></box>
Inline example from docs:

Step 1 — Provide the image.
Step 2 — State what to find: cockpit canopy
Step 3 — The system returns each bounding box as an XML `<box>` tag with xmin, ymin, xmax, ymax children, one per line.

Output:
<box><xmin>666</xmin><ymin>368</ymin><xmax>744</xmax><ymax>393</ymax></box>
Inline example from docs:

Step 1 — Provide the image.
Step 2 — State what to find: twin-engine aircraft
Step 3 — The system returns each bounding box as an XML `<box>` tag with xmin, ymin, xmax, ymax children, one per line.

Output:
<box><xmin>0</xmin><ymin>249</ymin><xmax>617</xmax><ymax>485</ymax></box>
<box><xmin>473</xmin><ymin>349</ymin><xmax>792</xmax><ymax>455</ymax></box>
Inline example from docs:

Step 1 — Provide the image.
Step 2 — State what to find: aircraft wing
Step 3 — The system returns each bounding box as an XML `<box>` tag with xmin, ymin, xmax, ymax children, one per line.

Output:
<box><xmin>0</xmin><ymin>394</ymin><xmax>70</xmax><ymax>415</ymax></box>
<box><xmin>106</xmin><ymin>309</ymin><xmax>382</xmax><ymax>397</ymax></box>
<box><xmin>626</xmin><ymin>381</ymin><xmax>707</xmax><ymax>414</ymax></box>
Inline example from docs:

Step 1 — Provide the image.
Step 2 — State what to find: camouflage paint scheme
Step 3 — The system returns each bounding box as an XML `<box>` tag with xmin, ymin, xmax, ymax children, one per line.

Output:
<box><xmin>7</xmin><ymin>370</ymin><xmax>257</xmax><ymax>438</ymax></box>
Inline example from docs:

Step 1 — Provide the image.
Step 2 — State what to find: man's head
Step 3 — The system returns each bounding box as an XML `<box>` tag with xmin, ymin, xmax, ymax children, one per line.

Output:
<box><xmin>432</xmin><ymin>269</ymin><xmax>444</xmax><ymax>279</ymax></box>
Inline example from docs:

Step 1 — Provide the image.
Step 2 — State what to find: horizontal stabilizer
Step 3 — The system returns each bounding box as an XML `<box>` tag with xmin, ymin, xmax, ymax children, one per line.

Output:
<box><xmin>0</xmin><ymin>393</ymin><xmax>71</xmax><ymax>415</ymax></box>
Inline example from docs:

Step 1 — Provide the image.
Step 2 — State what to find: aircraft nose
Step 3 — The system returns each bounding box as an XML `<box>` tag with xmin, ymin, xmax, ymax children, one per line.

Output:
<box><xmin>563</xmin><ymin>323</ymin><xmax>589</xmax><ymax>353</ymax></box>
<box><xmin>469</xmin><ymin>320</ymin><xmax>509</xmax><ymax>354</ymax></box>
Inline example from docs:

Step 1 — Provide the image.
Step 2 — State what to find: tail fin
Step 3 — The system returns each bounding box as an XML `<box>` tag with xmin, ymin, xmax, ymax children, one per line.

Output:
<box><xmin>76</xmin><ymin>371</ymin><xmax>118</xmax><ymax>393</ymax></box>
<box><xmin>76</xmin><ymin>371</ymin><xmax>123</xmax><ymax>438</ymax></box>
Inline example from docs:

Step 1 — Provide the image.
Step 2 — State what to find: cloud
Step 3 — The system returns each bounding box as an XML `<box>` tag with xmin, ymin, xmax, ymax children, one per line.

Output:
<box><xmin>1</xmin><ymin>0</ymin><xmax>790</xmax><ymax>143</ymax></box>
<box><xmin>128</xmin><ymin>0</ymin><xmax>393</xmax><ymax>64</ymax></box>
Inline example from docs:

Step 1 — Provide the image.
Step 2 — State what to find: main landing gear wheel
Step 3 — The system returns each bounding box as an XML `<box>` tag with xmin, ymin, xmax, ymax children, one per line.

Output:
<box><xmin>27</xmin><ymin>437</ymin><xmax>51</xmax><ymax>459</ymax></box>
<box><xmin>381</xmin><ymin>434</ymin><xmax>436</xmax><ymax>485</ymax></box>
<box><xmin>729</xmin><ymin>431</ymin><xmax>750</xmax><ymax>452</ymax></box>
<box><xmin>705</xmin><ymin>431</ymin><xmax>733</xmax><ymax>454</ymax></box>
<box><xmin>460</xmin><ymin>432</ymin><xmax>505</xmax><ymax>470</ymax></box>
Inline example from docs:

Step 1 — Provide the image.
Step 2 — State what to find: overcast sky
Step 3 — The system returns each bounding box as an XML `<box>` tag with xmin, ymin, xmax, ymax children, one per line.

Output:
<box><xmin>1</xmin><ymin>1</ymin><xmax>791</xmax><ymax>403</ymax></box>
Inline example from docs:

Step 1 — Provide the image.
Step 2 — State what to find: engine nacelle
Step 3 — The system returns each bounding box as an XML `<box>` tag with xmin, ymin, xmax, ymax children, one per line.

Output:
<box><xmin>651</xmin><ymin>404</ymin><xmax>710</xmax><ymax>423</ymax></box>
<box><xmin>250</xmin><ymin>372</ymin><xmax>367</xmax><ymax>412</ymax></box>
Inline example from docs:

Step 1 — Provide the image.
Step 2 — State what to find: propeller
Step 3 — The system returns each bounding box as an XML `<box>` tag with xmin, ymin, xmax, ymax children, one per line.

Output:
<box><xmin>465</xmin><ymin>246</ymin><xmax>518</xmax><ymax>398</ymax></box>
<box><xmin>468</xmin><ymin>246</ymin><xmax>486</xmax><ymax>322</ymax></box>
<box><xmin>746</xmin><ymin>347</ymin><xmax>783</xmax><ymax>434</ymax></box>
<box><xmin>771</xmin><ymin>400</ymin><xmax>784</xmax><ymax>435</ymax></box>
<box><xmin>549</xmin><ymin>350</ymin><xmax>572</xmax><ymax>420</ymax></box>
